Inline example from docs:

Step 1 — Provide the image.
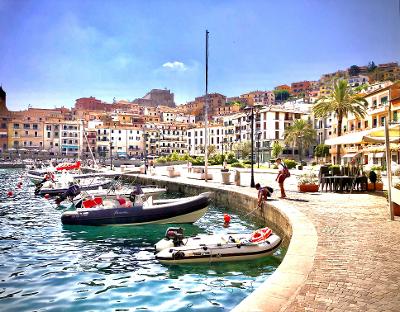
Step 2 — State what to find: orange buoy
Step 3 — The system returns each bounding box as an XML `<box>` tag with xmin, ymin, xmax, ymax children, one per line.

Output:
<box><xmin>223</xmin><ymin>214</ymin><xmax>231</xmax><ymax>224</ymax></box>
<box><xmin>7</xmin><ymin>191</ymin><xmax>13</xmax><ymax>197</ymax></box>
<box><xmin>44</xmin><ymin>194</ymin><xmax>50</xmax><ymax>199</ymax></box>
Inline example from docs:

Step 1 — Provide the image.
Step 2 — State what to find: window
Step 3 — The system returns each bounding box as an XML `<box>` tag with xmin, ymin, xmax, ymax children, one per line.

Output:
<box><xmin>364</xmin><ymin>121</ymin><xmax>368</xmax><ymax>128</ymax></box>
<box><xmin>381</xmin><ymin>116</ymin><xmax>385</xmax><ymax>126</ymax></box>
<box><xmin>373</xmin><ymin>118</ymin><xmax>377</xmax><ymax>128</ymax></box>
<box><xmin>393</xmin><ymin>111</ymin><xmax>398</xmax><ymax>122</ymax></box>
<box><xmin>275</xmin><ymin>112</ymin><xmax>279</xmax><ymax>120</ymax></box>
<box><xmin>46</xmin><ymin>125</ymin><xmax>51</xmax><ymax>130</ymax></box>
<box><xmin>275</xmin><ymin>122</ymin><xmax>279</xmax><ymax>130</ymax></box>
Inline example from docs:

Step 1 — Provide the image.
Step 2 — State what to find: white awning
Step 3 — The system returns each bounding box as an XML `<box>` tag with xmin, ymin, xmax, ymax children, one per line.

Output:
<box><xmin>374</xmin><ymin>152</ymin><xmax>385</xmax><ymax>158</ymax></box>
<box><xmin>325</xmin><ymin>129</ymin><xmax>376</xmax><ymax>145</ymax></box>
<box><xmin>325</xmin><ymin>126</ymin><xmax>400</xmax><ymax>145</ymax></box>
<box><xmin>342</xmin><ymin>153</ymin><xmax>357</xmax><ymax>158</ymax></box>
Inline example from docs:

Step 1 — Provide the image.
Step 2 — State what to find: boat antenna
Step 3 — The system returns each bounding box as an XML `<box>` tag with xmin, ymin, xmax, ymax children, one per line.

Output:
<box><xmin>204</xmin><ymin>29</ymin><xmax>209</xmax><ymax>182</ymax></box>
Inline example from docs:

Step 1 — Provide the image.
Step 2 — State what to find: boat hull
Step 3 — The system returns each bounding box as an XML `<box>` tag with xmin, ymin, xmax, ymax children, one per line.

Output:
<box><xmin>37</xmin><ymin>181</ymin><xmax>111</xmax><ymax>196</ymax></box>
<box><xmin>155</xmin><ymin>233</ymin><xmax>281</xmax><ymax>264</ymax></box>
<box><xmin>61</xmin><ymin>192</ymin><xmax>211</xmax><ymax>226</ymax></box>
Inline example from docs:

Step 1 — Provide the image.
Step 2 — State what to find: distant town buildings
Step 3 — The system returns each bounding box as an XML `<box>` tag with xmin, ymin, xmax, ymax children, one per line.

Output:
<box><xmin>1</xmin><ymin>61</ymin><xmax>399</xmax><ymax>164</ymax></box>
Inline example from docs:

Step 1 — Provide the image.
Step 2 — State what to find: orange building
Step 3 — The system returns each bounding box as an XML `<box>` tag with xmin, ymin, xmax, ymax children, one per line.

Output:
<box><xmin>274</xmin><ymin>84</ymin><xmax>292</xmax><ymax>93</ymax></box>
<box><xmin>290</xmin><ymin>81</ymin><xmax>312</xmax><ymax>96</ymax></box>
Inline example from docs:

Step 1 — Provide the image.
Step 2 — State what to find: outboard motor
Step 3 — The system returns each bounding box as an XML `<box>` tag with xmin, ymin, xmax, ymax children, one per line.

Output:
<box><xmin>165</xmin><ymin>227</ymin><xmax>184</xmax><ymax>247</ymax></box>
<box><xmin>129</xmin><ymin>185</ymin><xmax>144</xmax><ymax>202</ymax></box>
<box><xmin>55</xmin><ymin>183</ymin><xmax>81</xmax><ymax>204</ymax></box>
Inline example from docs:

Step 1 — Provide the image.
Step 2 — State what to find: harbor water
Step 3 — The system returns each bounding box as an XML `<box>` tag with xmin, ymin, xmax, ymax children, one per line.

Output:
<box><xmin>0</xmin><ymin>168</ymin><xmax>283</xmax><ymax>311</ymax></box>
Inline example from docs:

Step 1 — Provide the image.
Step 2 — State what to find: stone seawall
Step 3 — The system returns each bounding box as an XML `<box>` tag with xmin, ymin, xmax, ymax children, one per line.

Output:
<box><xmin>123</xmin><ymin>173</ymin><xmax>317</xmax><ymax>312</ymax></box>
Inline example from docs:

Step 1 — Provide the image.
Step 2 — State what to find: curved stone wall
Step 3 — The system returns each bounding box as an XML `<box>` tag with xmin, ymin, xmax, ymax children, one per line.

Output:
<box><xmin>124</xmin><ymin>174</ymin><xmax>317</xmax><ymax>312</ymax></box>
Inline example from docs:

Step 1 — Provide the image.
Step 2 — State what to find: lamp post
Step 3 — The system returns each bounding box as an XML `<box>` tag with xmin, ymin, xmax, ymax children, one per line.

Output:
<box><xmin>298</xmin><ymin>134</ymin><xmax>304</xmax><ymax>163</ymax></box>
<box><xmin>256</xmin><ymin>130</ymin><xmax>262</xmax><ymax>168</ymax></box>
<box><xmin>245</xmin><ymin>105</ymin><xmax>256</xmax><ymax>188</ymax></box>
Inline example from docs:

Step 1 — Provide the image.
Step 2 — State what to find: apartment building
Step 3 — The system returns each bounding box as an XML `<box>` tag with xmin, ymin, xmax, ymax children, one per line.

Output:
<box><xmin>253</xmin><ymin>91</ymin><xmax>275</xmax><ymax>106</ymax></box>
<box><xmin>59</xmin><ymin>121</ymin><xmax>83</xmax><ymax>156</ymax></box>
<box><xmin>0</xmin><ymin>86</ymin><xmax>10</xmax><ymax>153</ymax></box>
<box><xmin>290</xmin><ymin>81</ymin><xmax>312</xmax><ymax>97</ymax></box>
<box><xmin>157</xmin><ymin>123</ymin><xmax>188</xmax><ymax>155</ymax></box>
<box><xmin>96</xmin><ymin>124</ymin><xmax>143</xmax><ymax>158</ymax></box>
<box><xmin>327</xmin><ymin>82</ymin><xmax>400</xmax><ymax>165</ymax></box>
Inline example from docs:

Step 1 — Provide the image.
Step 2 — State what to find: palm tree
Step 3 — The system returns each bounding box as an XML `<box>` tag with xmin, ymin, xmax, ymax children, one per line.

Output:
<box><xmin>284</xmin><ymin>119</ymin><xmax>316</xmax><ymax>162</ymax></box>
<box><xmin>313</xmin><ymin>79</ymin><xmax>368</xmax><ymax>164</ymax></box>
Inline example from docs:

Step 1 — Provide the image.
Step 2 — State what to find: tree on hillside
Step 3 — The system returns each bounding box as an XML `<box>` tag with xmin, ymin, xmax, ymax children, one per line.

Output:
<box><xmin>313</xmin><ymin>79</ymin><xmax>368</xmax><ymax>164</ymax></box>
<box><xmin>367</xmin><ymin>61</ymin><xmax>377</xmax><ymax>72</ymax></box>
<box><xmin>284</xmin><ymin>119</ymin><xmax>316</xmax><ymax>162</ymax></box>
<box><xmin>348</xmin><ymin>65</ymin><xmax>360</xmax><ymax>77</ymax></box>
<box><xmin>273</xmin><ymin>90</ymin><xmax>290</xmax><ymax>102</ymax></box>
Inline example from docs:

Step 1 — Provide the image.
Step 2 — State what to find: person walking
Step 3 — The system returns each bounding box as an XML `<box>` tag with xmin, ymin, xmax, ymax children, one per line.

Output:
<box><xmin>275</xmin><ymin>158</ymin><xmax>288</xmax><ymax>199</ymax></box>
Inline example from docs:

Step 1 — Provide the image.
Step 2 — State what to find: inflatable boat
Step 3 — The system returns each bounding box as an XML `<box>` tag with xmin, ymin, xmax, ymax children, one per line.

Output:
<box><xmin>154</xmin><ymin>227</ymin><xmax>281</xmax><ymax>264</ymax></box>
<box><xmin>61</xmin><ymin>192</ymin><xmax>212</xmax><ymax>226</ymax></box>
<box><xmin>35</xmin><ymin>178</ymin><xmax>111</xmax><ymax>196</ymax></box>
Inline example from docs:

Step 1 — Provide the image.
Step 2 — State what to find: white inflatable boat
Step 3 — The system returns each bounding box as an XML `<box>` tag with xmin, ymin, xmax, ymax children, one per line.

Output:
<box><xmin>155</xmin><ymin>227</ymin><xmax>281</xmax><ymax>264</ymax></box>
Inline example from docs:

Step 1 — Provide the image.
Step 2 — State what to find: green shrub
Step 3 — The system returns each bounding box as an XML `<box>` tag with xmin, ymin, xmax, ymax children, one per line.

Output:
<box><xmin>209</xmin><ymin>153</ymin><xmax>224</xmax><ymax>165</ymax></box>
<box><xmin>370</xmin><ymin>165</ymin><xmax>383</xmax><ymax>172</ymax></box>
<box><xmin>283</xmin><ymin>159</ymin><xmax>297</xmax><ymax>169</ymax></box>
<box><xmin>231</xmin><ymin>162</ymin><xmax>245</xmax><ymax>168</ymax></box>
<box><xmin>192</xmin><ymin>156</ymin><xmax>205</xmax><ymax>166</ymax></box>
<box><xmin>170</xmin><ymin>152</ymin><xmax>180</xmax><ymax>162</ymax></box>
<box><xmin>226</xmin><ymin>152</ymin><xmax>237</xmax><ymax>164</ymax></box>
<box><xmin>156</xmin><ymin>157</ymin><xmax>167</xmax><ymax>164</ymax></box>
<box><xmin>242</xmin><ymin>159</ymin><xmax>252</xmax><ymax>165</ymax></box>
<box><xmin>311</xmin><ymin>161</ymin><xmax>317</xmax><ymax>166</ymax></box>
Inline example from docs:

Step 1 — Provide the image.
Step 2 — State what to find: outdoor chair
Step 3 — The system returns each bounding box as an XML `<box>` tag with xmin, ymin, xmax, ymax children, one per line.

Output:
<box><xmin>318</xmin><ymin>166</ymin><xmax>331</xmax><ymax>191</ymax></box>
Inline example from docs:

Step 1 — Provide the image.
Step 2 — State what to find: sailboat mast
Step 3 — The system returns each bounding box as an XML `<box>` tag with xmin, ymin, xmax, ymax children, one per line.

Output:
<box><xmin>204</xmin><ymin>30</ymin><xmax>209</xmax><ymax>182</ymax></box>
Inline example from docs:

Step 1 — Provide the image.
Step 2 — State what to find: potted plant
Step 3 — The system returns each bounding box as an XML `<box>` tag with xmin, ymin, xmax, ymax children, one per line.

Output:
<box><xmin>367</xmin><ymin>170</ymin><xmax>383</xmax><ymax>191</ymax></box>
<box><xmin>220</xmin><ymin>159</ymin><xmax>231</xmax><ymax>184</ymax></box>
<box><xmin>390</xmin><ymin>183</ymin><xmax>400</xmax><ymax>216</ymax></box>
<box><xmin>297</xmin><ymin>171</ymin><xmax>319</xmax><ymax>192</ymax></box>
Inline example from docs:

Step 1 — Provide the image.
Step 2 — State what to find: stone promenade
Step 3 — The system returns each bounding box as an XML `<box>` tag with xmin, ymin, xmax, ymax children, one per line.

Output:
<box><xmin>126</xmin><ymin>165</ymin><xmax>400</xmax><ymax>311</ymax></box>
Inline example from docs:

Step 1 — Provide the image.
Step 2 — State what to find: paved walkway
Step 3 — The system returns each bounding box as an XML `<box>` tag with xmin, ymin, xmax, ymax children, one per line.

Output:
<box><xmin>125</xmin><ymin>165</ymin><xmax>400</xmax><ymax>311</ymax></box>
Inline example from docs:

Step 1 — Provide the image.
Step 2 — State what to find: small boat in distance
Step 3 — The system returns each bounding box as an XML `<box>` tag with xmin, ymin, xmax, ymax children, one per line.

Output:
<box><xmin>61</xmin><ymin>192</ymin><xmax>212</xmax><ymax>226</ymax></box>
<box><xmin>154</xmin><ymin>227</ymin><xmax>281</xmax><ymax>264</ymax></box>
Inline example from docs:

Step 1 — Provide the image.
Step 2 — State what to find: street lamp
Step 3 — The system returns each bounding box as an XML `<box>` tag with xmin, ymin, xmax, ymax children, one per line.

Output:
<box><xmin>244</xmin><ymin>105</ymin><xmax>260</xmax><ymax>188</ymax></box>
<box><xmin>256</xmin><ymin>130</ymin><xmax>262</xmax><ymax>168</ymax></box>
<box><xmin>298</xmin><ymin>134</ymin><xmax>304</xmax><ymax>163</ymax></box>
<box><xmin>109</xmin><ymin>122</ymin><xmax>117</xmax><ymax>171</ymax></box>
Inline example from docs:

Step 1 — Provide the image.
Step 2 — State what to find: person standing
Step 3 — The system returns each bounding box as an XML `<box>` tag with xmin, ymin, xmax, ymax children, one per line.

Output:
<box><xmin>275</xmin><ymin>158</ymin><xmax>288</xmax><ymax>199</ymax></box>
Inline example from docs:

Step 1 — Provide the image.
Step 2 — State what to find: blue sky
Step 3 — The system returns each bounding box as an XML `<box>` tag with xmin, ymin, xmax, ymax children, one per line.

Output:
<box><xmin>0</xmin><ymin>0</ymin><xmax>399</xmax><ymax>110</ymax></box>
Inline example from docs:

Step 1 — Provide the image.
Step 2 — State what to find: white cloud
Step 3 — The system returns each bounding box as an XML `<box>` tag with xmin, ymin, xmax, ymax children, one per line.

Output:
<box><xmin>162</xmin><ymin>61</ymin><xmax>187</xmax><ymax>71</ymax></box>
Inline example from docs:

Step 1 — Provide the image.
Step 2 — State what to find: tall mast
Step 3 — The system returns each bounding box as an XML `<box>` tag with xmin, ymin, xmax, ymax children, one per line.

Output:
<box><xmin>204</xmin><ymin>30</ymin><xmax>209</xmax><ymax>182</ymax></box>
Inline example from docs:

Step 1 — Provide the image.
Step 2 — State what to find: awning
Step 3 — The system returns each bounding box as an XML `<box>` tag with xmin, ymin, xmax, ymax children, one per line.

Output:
<box><xmin>325</xmin><ymin>126</ymin><xmax>400</xmax><ymax>145</ymax></box>
<box><xmin>325</xmin><ymin>129</ymin><xmax>376</xmax><ymax>145</ymax></box>
<box><xmin>342</xmin><ymin>153</ymin><xmax>357</xmax><ymax>158</ymax></box>
<box><xmin>374</xmin><ymin>152</ymin><xmax>385</xmax><ymax>158</ymax></box>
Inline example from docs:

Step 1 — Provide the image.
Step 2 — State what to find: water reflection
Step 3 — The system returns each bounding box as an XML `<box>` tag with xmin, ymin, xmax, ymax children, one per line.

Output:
<box><xmin>0</xmin><ymin>169</ymin><xmax>283</xmax><ymax>312</ymax></box>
